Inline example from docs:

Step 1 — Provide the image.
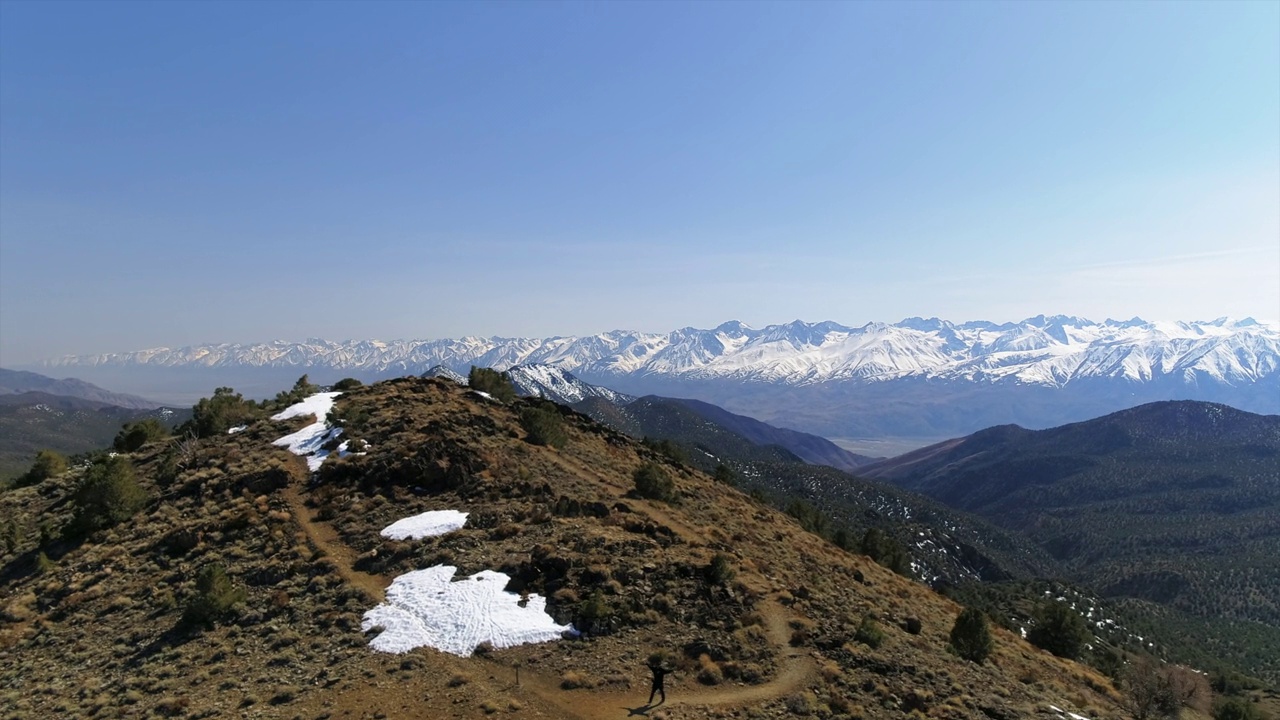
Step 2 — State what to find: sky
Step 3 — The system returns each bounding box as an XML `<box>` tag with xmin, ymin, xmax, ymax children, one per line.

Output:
<box><xmin>1</xmin><ymin>0</ymin><xmax>1277</xmax><ymax>366</ymax></box>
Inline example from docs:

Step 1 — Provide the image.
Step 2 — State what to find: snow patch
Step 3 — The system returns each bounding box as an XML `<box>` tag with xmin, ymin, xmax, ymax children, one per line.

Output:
<box><xmin>227</xmin><ymin>425</ymin><xmax>247</xmax><ymax>434</ymax></box>
<box><xmin>381</xmin><ymin>510</ymin><xmax>469</xmax><ymax>540</ymax></box>
<box><xmin>361</xmin><ymin>565</ymin><xmax>576</xmax><ymax>656</ymax></box>
<box><xmin>271</xmin><ymin>392</ymin><xmax>343</xmax><ymax>472</ymax></box>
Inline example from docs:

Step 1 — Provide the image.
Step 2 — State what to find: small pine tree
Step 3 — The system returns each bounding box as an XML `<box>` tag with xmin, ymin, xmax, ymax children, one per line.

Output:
<box><xmin>1027</xmin><ymin>600</ymin><xmax>1090</xmax><ymax>660</ymax></box>
<box><xmin>113</xmin><ymin>418</ymin><xmax>169</xmax><ymax>452</ymax></box>
<box><xmin>0</xmin><ymin>519</ymin><xmax>19</xmax><ymax>554</ymax></box>
<box><xmin>332</xmin><ymin>377</ymin><xmax>363</xmax><ymax>391</ymax></box>
<box><xmin>183</xmin><ymin>564</ymin><xmax>247</xmax><ymax>628</ymax></box>
<box><xmin>17</xmin><ymin>449</ymin><xmax>68</xmax><ymax>487</ymax></box>
<box><xmin>859</xmin><ymin>527</ymin><xmax>912</xmax><ymax>576</ymax></box>
<box><xmin>69</xmin><ymin>455</ymin><xmax>148</xmax><ymax>536</ymax></box>
<box><xmin>949</xmin><ymin>607</ymin><xmax>994</xmax><ymax>663</ymax></box>
<box><xmin>633</xmin><ymin>461</ymin><xmax>675</xmax><ymax>502</ymax></box>
<box><xmin>520</xmin><ymin>404</ymin><xmax>568</xmax><ymax>448</ymax></box>
<box><xmin>467</xmin><ymin>367</ymin><xmax>517</xmax><ymax>403</ymax></box>
<box><xmin>183</xmin><ymin>387</ymin><xmax>261</xmax><ymax>438</ymax></box>
<box><xmin>713</xmin><ymin>463</ymin><xmax>736</xmax><ymax>485</ymax></box>
<box><xmin>35</xmin><ymin>551</ymin><xmax>55</xmax><ymax>575</ymax></box>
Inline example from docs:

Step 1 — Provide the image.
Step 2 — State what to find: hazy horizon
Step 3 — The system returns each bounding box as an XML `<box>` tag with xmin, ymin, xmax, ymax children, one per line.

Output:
<box><xmin>2</xmin><ymin>1</ymin><xmax>1278</xmax><ymax>367</ymax></box>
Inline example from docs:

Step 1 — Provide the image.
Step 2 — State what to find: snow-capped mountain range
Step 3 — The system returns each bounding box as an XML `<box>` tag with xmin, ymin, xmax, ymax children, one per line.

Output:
<box><xmin>39</xmin><ymin>315</ymin><xmax>1279</xmax><ymax>389</ymax></box>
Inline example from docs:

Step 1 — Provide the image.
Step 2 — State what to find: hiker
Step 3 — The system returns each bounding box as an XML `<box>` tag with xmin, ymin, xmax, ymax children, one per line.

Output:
<box><xmin>646</xmin><ymin>656</ymin><xmax>668</xmax><ymax>705</ymax></box>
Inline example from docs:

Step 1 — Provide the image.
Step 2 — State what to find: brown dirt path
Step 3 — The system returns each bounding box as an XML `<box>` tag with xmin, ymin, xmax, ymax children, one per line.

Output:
<box><xmin>284</xmin><ymin>457</ymin><xmax>817</xmax><ymax>718</ymax></box>
<box><xmin>283</xmin><ymin>483</ymin><xmax>388</xmax><ymax>602</ymax></box>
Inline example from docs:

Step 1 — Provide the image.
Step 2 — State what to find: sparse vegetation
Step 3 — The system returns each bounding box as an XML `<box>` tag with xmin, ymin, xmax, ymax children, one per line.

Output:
<box><xmin>468</xmin><ymin>366</ymin><xmax>517</xmax><ymax>403</ymax></box>
<box><xmin>16</xmin><ymin>449</ymin><xmax>68</xmax><ymax>487</ymax></box>
<box><xmin>949</xmin><ymin>607</ymin><xmax>994</xmax><ymax>663</ymax></box>
<box><xmin>113</xmin><ymin>418</ymin><xmax>169</xmax><ymax>452</ymax></box>
<box><xmin>632</xmin><ymin>461</ymin><xmax>676</xmax><ymax>501</ymax></box>
<box><xmin>1027</xmin><ymin>599</ymin><xmax>1090</xmax><ymax>660</ymax></box>
<box><xmin>182</xmin><ymin>563</ymin><xmax>247</xmax><ymax>628</ymax></box>
<box><xmin>520</xmin><ymin>402</ymin><xmax>568</xmax><ymax>448</ymax></box>
<box><xmin>182</xmin><ymin>387</ymin><xmax>262</xmax><ymax>438</ymax></box>
<box><xmin>68</xmin><ymin>455</ymin><xmax>147</xmax><ymax>536</ymax></box>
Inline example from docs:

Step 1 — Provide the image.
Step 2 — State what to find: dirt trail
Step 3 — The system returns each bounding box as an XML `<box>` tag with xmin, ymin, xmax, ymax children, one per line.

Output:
<box><xmin>285</xmin><ymin>471</ymin><xmax>816</xmax><ymax>718</ymax></box>
<box><xmin>283</xmin><ymin>484</ymin><xmax>388</xmax><ymax>602</ymax></box>
<box><xmin>508</xmin><ymin>599</ymin><xmax>815</xmax><ymax>719</ymax></box>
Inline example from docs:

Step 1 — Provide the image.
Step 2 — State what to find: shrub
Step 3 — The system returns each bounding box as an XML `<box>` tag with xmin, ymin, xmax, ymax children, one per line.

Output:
<box><xmin>855</xmin><ymin>615</ymin><xmax>884</xmax><ymax>649</ymax></box>
<box><xmin>113</xmin><ymin>418</ymin><xmax>169</xmax><ymax>452</ymax></box>
<box><xmin>633</xmin><ymin>462</ymin><xmax>675</xmax><ymax>502</ymax></box>
<box><xmin>182</xmin><ymin>387</ymin><xmax>261</xmax><ymax>438</ymax></box>
<box><xmin>17</xmin><ymin>449</ymin><xmax>68</xmax><ymax>487</ymax></box>
<box><xmin>182</xmin><ymin>564</ymin><xmax>247</xmax><ymax>628</ymax></box>
<box><xmin>705</xmin><ymin>553</ymin><xmax>736</xmax><ymax>586</ymax></box>
<box><xmin>273</xmin><ymin>374</ymin><xmax>319</xmax><ymax>408</ymax></box>
<box><xmin>520</xmin><ymin>404</ymin><xmax>567</xmax><ymax>448</ymax></box>
<box><xmin>949</xmin><ymin>607</ymin><xmax>994</xmax><ymax>663</ymax></box>
<box><xmin>332</xmin><ymin>377</ymin><xmax>363</xmax><ymax>391</ymax></box>
<box><xmin>642</xmin><ymin>437</ymin><xmax>688</xmax><ymax>464</ymax></box>
<box><xmin>68</xmin><ymin>456</ymin><xmax>148</xmax><ymax>536</ymax></box>
<box><xmin>1027</xmin><ymin>600</ymin><xmax>1090</xmax><ymax>660</ymax></box>
<box><xmin>468</xmin><ymin>367</ymin><xmax>516</xmax><ymax>403</ymax></box>
<box><xmin>713</xmin><ymin>463</ymin><xmax>737</xmax><ymax>485</ymax></box>
<box><xmin>859</xmin><ymin>527</ymin><xmax>912</xmax><ymax>576</ymax></box>
<box><xmin>1214</xmin><ymin>698</ymin><xmax>1264</xmax><ymax>720</ymax></box>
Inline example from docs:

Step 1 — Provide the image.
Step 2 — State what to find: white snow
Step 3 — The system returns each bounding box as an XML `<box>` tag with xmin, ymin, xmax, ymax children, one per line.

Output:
<box><xmin>381</xmin><ymin>510</ymin><xmax>469</xmax><ymax>540</ymax></box>
<box><xmin>361</xmin><ymin>565</ymin><xmax>576</xmax><ymax>656</ymax></box>
<box><xmin>271</xmin><ymin>392</ymin><xmax>343</xmax><ymax>472</ymax></box>
<box><xmin>227</xmin><ymin>425</ymin><xmax>247</xmax><ymax>434</ymax></box>
<box><xmin>1049</xmin><ymin>705</ymin><xmax>1092</xmax><ymax>720</ymax></box>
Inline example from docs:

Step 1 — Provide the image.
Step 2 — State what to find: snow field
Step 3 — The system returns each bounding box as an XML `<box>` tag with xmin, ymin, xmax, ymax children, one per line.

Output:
<box><xmin>361</xmin><ymin>566</ymin><xmax>575</xmax><ymax>656</ymax></box>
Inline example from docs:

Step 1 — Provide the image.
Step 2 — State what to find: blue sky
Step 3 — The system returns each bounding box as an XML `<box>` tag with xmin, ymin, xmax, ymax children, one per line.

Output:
<box><xmin>1</xmin><ymin>1</ymin><xmax>1277</xmax><ymax>364</ymax></box>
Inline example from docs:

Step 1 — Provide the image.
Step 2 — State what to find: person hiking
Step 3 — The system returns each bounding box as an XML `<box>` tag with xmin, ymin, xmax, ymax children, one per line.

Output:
<box><xmin>646</xmin><ymin>655</ymin><xmax>669</xmax><ymax>706</ymax></box>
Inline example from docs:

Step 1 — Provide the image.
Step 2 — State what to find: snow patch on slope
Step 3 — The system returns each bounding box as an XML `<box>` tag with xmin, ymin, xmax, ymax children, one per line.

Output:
<box><xmin>271</xmin><ymin>391</ymin><xmax>343</xmax><ymax>471</ymax></box>
<box><xmin>380</xmin><ymin>510</ymin><xmax>469</xmax><ymax>540</ymax></box>
<box><xmin>361</xmin><ymin>566</ymin><xmax>576</xmax><ymax>655</ymax></box>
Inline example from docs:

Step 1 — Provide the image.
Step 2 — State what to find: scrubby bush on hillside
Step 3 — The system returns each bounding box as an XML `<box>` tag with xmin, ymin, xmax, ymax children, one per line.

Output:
<box><xmin>182</xmin><ymin>387</ymin><xmax>262</xmax><ymax>438</ymax></box>
<box><xmin>854</xmin><ymin>615</ymin><xmax>884</xmax><ymax>649</ymax></box>
<box><xmin>713</xmin><ymin>463</ymin><xmax>737</xmax><ymax>485</ymax></box>
<box><xmin>182</xmin><ymin>563</ymin><xmax>247</xmax><ymax>628</ymax></box>
<box><xmin>642</xmin><ymin>437</ymin><xmax>689</xmax><ymax>464</ymax></box>
<box><xmin>468</xmin><ymin>367</ymin><xmax>517</xmax><ymax>402</ymax></box>
<box><xmin>633</xmin><ymin>461</ymin><xmax>675</xmax><ymax>502</ymax></box>
<box><xmin>705</xmin><ymin>552</ymin><xmax>736</xmax><ymax>586</ymax></box>
<box><xmin>949</xmin><ymin>607</ymin><xmax>994</xmax><ymax>663</ymax></box>
<box><xmin>16</xmin><ymin>449</ymin><xmax>68</xmax><ymax>487</ymax></box>
<box><xmin>859</xmin><ymin>527</ymin><xmax>912</xmax><ymax>577</ymax></box>
<box><xmin>1214</xmin><ymin>698</ymin><xmax>1265</xmax><ymax>720</ymax></box>
<box><xmin>68</xmin><ymin>455</ymin><xmax>148</xmax><ymax>536</ymax></box>
<box><xmin>1027</xmin><ymin>599</ymin><xmax>1090</xmax><ymax>660</ymax></box>
<box><xmin>520</xmin><ymin>403</ymin><xmax>567</xmax><ymax>448</ymax></box>
<box><xmin>113</xmin><ymin>418</ymin><xmax>169</xmax><ymax>452</ymax></box>
<box><xmin>273</xmin><ymin>374</ymin><xmax>320</xmax><ymax>408</ymax></box>
<box><xmin>332</xmin><ymin>377</ymin><xmax>363</xmax><ymax>391</ymax></box>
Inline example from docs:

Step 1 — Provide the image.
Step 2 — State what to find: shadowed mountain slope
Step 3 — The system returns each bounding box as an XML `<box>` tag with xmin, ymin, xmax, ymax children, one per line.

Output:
<box><xmin>862</xmin><ymin>402</ymin><xmax>1280</xmax><ymax>643</ymax></box>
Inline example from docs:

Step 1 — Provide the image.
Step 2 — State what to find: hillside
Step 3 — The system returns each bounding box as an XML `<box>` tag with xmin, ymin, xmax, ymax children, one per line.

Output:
<box><xmin>0</xmin><ymin>376</ymin><xmax>1132</xmax><ymax>720</ymax></box>
<box><xmin>0</xmin><ymin>392</ymin><xmax>186</xmax><ymax>481</ymax></box>
<box><xmin>0</xmin><ymin>368</ymin><xmax>161</xmax><ymax>409</ymax></box>
<box><xmin>862</xmin><ymin>401</ymin><xmax>1280</xmax><ymax>679</ymax></box>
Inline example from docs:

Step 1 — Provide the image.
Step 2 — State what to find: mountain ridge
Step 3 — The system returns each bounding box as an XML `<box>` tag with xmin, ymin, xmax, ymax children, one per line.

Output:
<box><xmin>34</xmin><ymin>315</ymin><xmax>1278</xmax><ymax>389</ymax></box>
